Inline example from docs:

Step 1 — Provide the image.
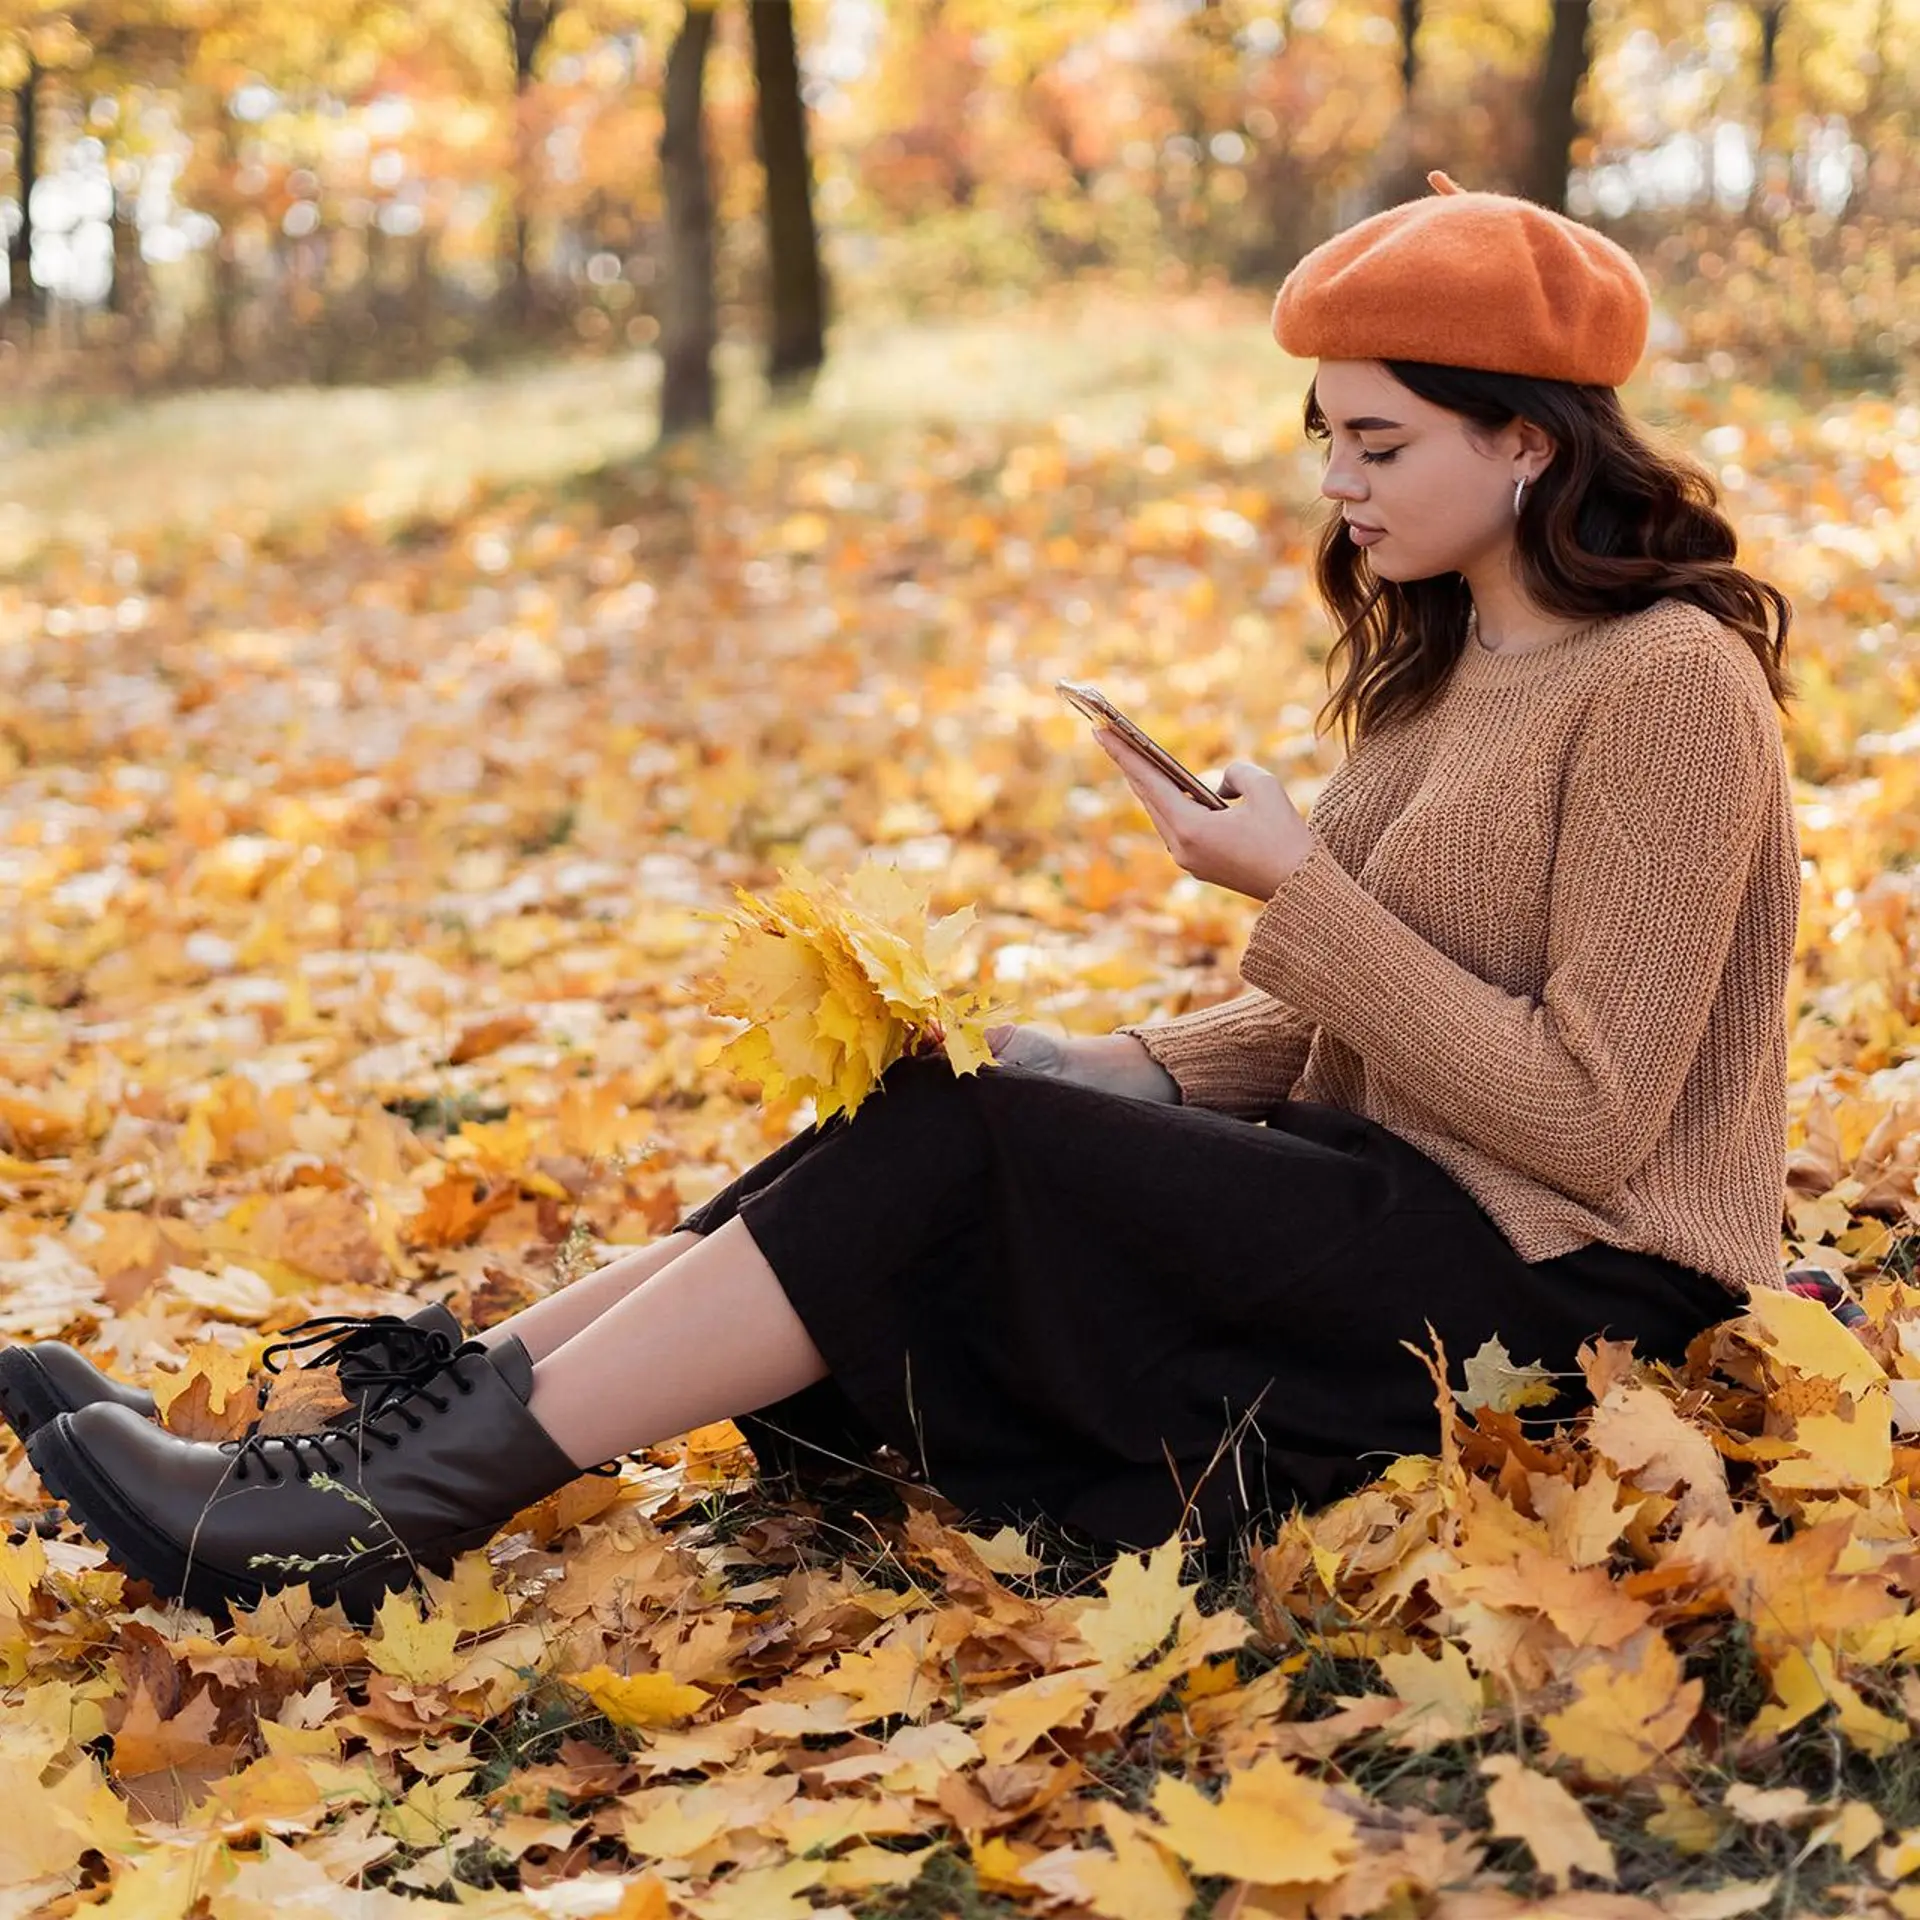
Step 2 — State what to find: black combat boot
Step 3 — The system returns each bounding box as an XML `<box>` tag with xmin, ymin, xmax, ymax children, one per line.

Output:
<box><xmin>0</xmin><ymin>1302</ymin><xmax>466</xmax><ymax>1445</ymax></box>
<box><xmin>26</xmin><ymin>1332</ymin><xmax>586</xmax><ymax>1621</ymax></box>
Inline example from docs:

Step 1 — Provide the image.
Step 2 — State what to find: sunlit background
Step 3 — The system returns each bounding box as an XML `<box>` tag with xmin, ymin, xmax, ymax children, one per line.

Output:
<box><xmin>1</xmin><ymin>0</ymin><xmax>1914</xmax><ymax>395</ymax></box>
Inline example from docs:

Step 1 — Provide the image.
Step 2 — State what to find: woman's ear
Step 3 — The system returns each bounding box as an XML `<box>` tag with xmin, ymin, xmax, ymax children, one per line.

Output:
<box><xmin>1514</xmin><ymin>416</ymin><xmax>1558</xmax><ymax>474</ymax></box>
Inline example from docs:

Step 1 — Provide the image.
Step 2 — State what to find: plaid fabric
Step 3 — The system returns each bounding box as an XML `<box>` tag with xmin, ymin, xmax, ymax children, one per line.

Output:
<box><xmin>1780</xmin><ymin>1264</ymin><xmax>1871</xmax><ymax>1331</ymax></box>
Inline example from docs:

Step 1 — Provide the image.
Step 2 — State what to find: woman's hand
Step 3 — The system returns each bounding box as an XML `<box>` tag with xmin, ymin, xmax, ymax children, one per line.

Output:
<box><xmin>985</xmin><ymin>1024</ymin><xmax>1180</xmax><ymax>1103</ymax></box>
<box><xmin>1095</xmin><ymin>727</ymin><xmax>1316</xmax><ymax>902</ymax></box>
<box><xmin>984</xmin><ymin>1024</ymin><xmax>1070</xmax><ymax>1076</ymax></box>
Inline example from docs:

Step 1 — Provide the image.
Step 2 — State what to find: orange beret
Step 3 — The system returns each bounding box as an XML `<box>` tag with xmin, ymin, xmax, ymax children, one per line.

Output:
<box><xmin>1270</xmin><ymin>171</ymin><xmax>1651</xmax><ymax>388</ymax></box>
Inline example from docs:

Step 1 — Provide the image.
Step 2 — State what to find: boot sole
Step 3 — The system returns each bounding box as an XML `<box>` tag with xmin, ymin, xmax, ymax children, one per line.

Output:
<box><xmin>26</xmin><ymin>1419</ymin><xmax>498</xmax><ymax>1625</ymax></box>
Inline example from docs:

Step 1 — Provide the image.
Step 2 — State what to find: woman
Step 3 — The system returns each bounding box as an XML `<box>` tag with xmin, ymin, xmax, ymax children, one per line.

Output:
<box><xmin>8</xmin><ymin>172</ymin><xmax>1800</xmax><ymax>1621</ymax></box>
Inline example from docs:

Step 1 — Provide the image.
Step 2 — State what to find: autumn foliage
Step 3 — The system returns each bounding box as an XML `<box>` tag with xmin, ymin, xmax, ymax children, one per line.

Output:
<box><xmin>2</xmin><ymin>304</ymin><xmax>1920</xmax><ymax>1910</ymax></box>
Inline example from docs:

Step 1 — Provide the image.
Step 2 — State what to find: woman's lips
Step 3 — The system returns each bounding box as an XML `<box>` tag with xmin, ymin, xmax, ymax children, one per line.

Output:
<box><xmin>1347</xmin><ymin>524</ymin><xmax>1386</xmax><ymax>546</ymax></box>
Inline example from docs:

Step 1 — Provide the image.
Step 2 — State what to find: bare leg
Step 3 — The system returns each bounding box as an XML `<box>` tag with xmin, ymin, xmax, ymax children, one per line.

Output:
<box><xmin>474</xmin><ymin>1230</ymin><xmax>703</xmax><ymax>1364</ymax></box>
<box><xmin>524</xmin><ymin>1215</ymin><xmax>830</xmax><ymax>1470</ymax></box>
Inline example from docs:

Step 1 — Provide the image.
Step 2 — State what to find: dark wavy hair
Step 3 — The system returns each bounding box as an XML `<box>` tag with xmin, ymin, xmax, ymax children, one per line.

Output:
<box><xmin>1302</xmin><ymin>362</ymin><xmax>1796</xmax><ymax>752</ymax></box>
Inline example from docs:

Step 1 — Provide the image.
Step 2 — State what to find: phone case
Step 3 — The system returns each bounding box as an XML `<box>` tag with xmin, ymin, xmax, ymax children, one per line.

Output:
<box><xmin>1055</xmin><ymin>681</ymin><xmax>1229</xmax><ymax>809</ymax></box>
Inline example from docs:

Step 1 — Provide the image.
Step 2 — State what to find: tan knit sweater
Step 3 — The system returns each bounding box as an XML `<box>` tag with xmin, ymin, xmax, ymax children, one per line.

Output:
<box><xmin>1114</xmin><ymin>596</ymin><xmax>1800</xmax><ymax>1299</ymax></box>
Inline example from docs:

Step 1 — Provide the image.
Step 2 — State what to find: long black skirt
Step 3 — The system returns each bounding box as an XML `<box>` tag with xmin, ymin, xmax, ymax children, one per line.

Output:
<box><xmin>673</xmin><ymin>1053</ymin><xmax>1736</xmax><ymax>1563</ymax></box>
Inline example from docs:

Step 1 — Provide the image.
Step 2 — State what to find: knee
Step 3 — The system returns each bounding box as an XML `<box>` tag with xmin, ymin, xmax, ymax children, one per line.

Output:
<box><xmin>875</xmin><ymin>1052</ymin><xmax>972</xmax><ymax>1103</ymax></box>
<box><xmin>864</xmin><ymin>1052</ymin><xmax>990</xmax><ymax>1139</ymax></box>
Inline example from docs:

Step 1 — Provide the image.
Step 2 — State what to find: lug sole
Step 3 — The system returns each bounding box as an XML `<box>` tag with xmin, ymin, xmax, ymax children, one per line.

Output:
<box><xmin>27</xmin><ymin>1417</ymin><xmax>227</xmax><ymax>1610</ymax></box>
<box><xmin>26</xmin><ymin>1420</ymin><xmax>496</xmax><ymax>1625</ymax></box>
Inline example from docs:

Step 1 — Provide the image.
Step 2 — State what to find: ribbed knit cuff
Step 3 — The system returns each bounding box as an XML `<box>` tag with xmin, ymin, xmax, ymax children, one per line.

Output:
<box><xmin>1112</xmin><ymin>991</ymin><xmax>1313</xmax><ymax>1119</ymax></box>
<box><xmin>1238</xmin><ymin>836</ymin><xmax>1398</xmax><ymax>1028</ymax></box>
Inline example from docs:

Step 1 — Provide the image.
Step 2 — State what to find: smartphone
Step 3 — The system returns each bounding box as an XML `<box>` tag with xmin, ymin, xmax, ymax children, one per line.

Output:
<box><xmin>1056</xmin><ymin>680</ymin><xmax>1230</xmax><ymax>810</ymax></box>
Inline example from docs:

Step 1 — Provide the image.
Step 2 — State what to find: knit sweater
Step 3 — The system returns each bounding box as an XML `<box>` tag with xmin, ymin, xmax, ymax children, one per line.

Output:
<box><xmin>1113</xmin><ymin>596</ymin><xmax>1801</xmax><ymax>1299</ymax></box>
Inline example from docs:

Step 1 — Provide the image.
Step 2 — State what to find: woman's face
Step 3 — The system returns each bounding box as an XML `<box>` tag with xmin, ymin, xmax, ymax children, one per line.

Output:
<box><xmin>1311</xmin><ymin>359</ymin><xmax>1550</xmax><ymax>584</ymax></box>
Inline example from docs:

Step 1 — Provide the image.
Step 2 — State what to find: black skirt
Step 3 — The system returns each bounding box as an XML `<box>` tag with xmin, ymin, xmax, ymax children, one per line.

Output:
<box><xmin>674</xmin><ymin>1053</ymin><xmax>1736</xmax><ymax>1563</ymax></box>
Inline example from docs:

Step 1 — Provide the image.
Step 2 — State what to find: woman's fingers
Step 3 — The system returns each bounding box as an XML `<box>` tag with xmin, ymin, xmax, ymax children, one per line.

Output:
<box><xmin>985</xmin><ymin>1025</ymin><xmax>1064</xmax><ymax>1074</ymax></box>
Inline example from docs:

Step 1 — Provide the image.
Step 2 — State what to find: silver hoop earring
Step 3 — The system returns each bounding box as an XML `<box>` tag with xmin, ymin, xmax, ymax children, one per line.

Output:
<box><xmin>1513</xmin><ymin>476</ymin><xmax>1528</xmax><ymax>518</ymax></box>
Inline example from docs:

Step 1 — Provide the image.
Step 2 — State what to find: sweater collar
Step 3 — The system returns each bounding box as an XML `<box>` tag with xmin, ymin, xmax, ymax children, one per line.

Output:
<box><xmin>1451</xmin><ymin>606</ymin><xmax>1621</xmax><ymax>686</ymax></box>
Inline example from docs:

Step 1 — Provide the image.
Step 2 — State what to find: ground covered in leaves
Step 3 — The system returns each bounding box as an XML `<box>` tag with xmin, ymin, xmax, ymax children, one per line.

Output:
<box><xmin>3</xmin><ymin>292</ymin><xmax>1920</xmax><ymax>1917</ymax></box>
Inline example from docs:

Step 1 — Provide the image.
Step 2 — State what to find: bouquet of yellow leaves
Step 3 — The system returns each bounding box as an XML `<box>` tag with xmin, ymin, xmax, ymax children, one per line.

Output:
<box><xmin>691</xmin><ymin>857</ymin><xmax>1012</xmax><ymax>1125</ymax></box>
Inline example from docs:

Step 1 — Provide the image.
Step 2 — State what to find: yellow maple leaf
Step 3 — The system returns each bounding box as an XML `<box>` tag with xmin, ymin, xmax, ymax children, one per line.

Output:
<box><xmin>1646</xmin><ymin>1781</ymin><xmax>1728</xmax><ymax>1855</ymax></box>
<box><xmin>1763</xmin><ymin>1402</ymin><xmax>1894</xmax><ymax>1490</ymax></box>
<box><xmin>0</xmin><ymin>1530</ymin><xmax>46</xmax><ymax>1620</ymax></box>
<box><xmin>419</xmin><ymin>1547</ymin><xmax>514</xmax><ymax>1635</ymax></box>
<box><xmin>818</xmin><ymin>1638</ymin><xmax>930</xmax><ymax>1723</ymax></box>
<box><xmin>82</xmin><ymin>1840</ymin><xmax>233</xmax><ymax>1917</ymax></box>
<box><xmin>1739</xmin><ymin>1286</ymin><xmax>1885</xmax><ymax>1391</ymax></box>
<box><xmin>1877</xmin><ymin>1826</ymin><xmax>1920</xmax><ymax>1881</ymax></box>
<box><xmin>1147</xmin><ymin>1753</ymin><xmax>1359</xmax><ymax>1885</ymax></box>
<box><xmin>0</xmin><ymin>1731</ymin><xmax>146</xmax><ymax>1887</ymax></box>
<box><xmin>150</xmin><ymin>1338</ymin><xmax>263</xmax><ymax>1441</ymax></box>
<box><xmin>446</xmin><ymin>1108</ymin><xmax>543</xmax><ymax>1183</ymax></box>
<box><xmin>693</xmin><ymin>856</ymin><xmax>1004</xmax><ymax>1123</ymax></box>
<box><xmin>365</xmin><ymin>1590</ymin><xmax>465</xmax><ymax>1688</ymax></box>
<box><xmin>1374</xmin><ymin>1640</ymin><xmax>1488</xmax><ymax>1750</ymax></box>
<box><xmin>1077</xmin><ymin>1805</ymin><xmax>1194</xmax><ymax>1920</ymax></box>
<box><xmin>1809</xmin><ymin>1799</ymin><xmax>1885</xmax><ymax>1862</ymax></box>
<box><xmin>1743</xmin><ymin>1640</ymin><xmax>1909</xmax><ymax>1758</ymax></box>
<box><xmin>620</xmin><ymin>1775</ymin><xmax>797</xmax><ymax>1865</ymax></box>
<box><xmin>13</xmin><ymin>1678</ymin><xmax>111</xmax><ymax>1755</ymax></box>
<box><xmin>1586</xmin><ymin>1381</ymin><xmax>1733</xmax><ymax>1527</ymax></box>
<box><xmin>378</xmin><ymin>1768</ymin><xmax>479</xmax><ymax>1848</ymax></box>
<box><xmin>1539</xmin><ymin>1632</ymin><xmax>1702</xmax><ymax>1782</ymax></box>
<box><xmin>1479</xmin><ymin>1753</ymin><xmax>1616</xmax><ymax>1890</ymax></box>
<box><xmin>186</xmin><ymin>1834</ymin><xmax>368</xmax><ymax>1916</ymax></box>
<box><xmin>551</xmin><ymin>1081</ymin><xmax>655</xmax><ymax>1162</ymax></box>
<box><xmin>958</xmin><ymin>1666</ymin><xmax>1099</xmax><ymax>1767</ymax></box>
<box><xmin>191</xmin><ymin>1751</ymin><xmax>332</xmax><ymax>1836</ymax></box>
<box><xmin>1784</xmin><ymin>1181</ymin><xmax>1859</xmax><ymax>1246</ymax></box>
<box><xmin>1070</xmin><ymin>1535</ymin><xmax>1195</xmax><ymax>1674</ymax></box>
<box><xmin>568</xmin><ymin>1662</ymin><xmax>712</xmax><ymax>1729</ymax></box>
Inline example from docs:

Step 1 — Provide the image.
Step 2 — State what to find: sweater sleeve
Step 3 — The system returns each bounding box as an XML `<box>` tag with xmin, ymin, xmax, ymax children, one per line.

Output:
<box><xmin>1234</xmin><ymin>643</ymin><xmax>1776</xmax><ymax>1205</ymax></box>
<box><xmin>1107</xmin><ymin>751</ymin><xmax>1376</xmax><ymax>1116</ymax></box>
<box><xmin>1112</xmin><ymin>990</ymin><xmax>1315</xmax><ymax>1117</ymax></box>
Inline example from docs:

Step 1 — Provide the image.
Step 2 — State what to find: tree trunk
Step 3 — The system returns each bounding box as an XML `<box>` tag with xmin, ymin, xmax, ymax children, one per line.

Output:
<box><xmin>8</xmin><ymin>64</ymin><xmax>41</xmax><ymax>328</ymax></box>
<box><xmin>1522</xmin><ymin>0</ymin><xmax>1593</xmax><ymax>213</ymax></box>
<box><xmin>1859</xmin><ymin>0</ymin><xmax>1893</xmax><ymax>199</ymax></box>
<box><xmin>108</xmin><ymin>177</ymin><xmax>149</xmax><ymax>329</ymax></box>
<box><xmin>749</xmin><ymin>0</ymin><xmax>827</xmax><ymax>386</ymax></box>
<box><xmin>1356</xmin><ymin>0</ymin><xmax>1427</xmax><ymax>213</ymax></box>
<box><xmin>656</xmin><ymin>3</ymin><xmax>719</xmax><ymax>442</ymax></box>
<box><xmin>505</xmin><ymin>0</ymin><xmax>561</xmax><ymax>327</ymax></box>
<box><xmin>209</xmin><ymin>110</ymin><xmax>242</xmax><ymax>379</ymax></box>
<box><xmin>1756</xmin><ymin>0</ymin><xmax>1786</xmax><ymax>85</ymax></box>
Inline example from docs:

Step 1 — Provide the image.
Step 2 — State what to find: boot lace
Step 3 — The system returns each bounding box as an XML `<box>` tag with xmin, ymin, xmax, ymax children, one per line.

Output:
<box><xmin>224</xmin><ymin>1336</ymin><xmax>486</xmax><ymax>1485</ymax></box>
<box><xmin>253</xmin><ymin>1313</ymin><xmax>452</xmax><ymax>1412</ymax></box>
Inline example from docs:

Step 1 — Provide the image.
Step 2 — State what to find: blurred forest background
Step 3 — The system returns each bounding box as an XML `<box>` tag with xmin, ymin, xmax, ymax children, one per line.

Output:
<box><xmin>1</xmin><ymin>0</ymin><xmax>1915</xmax><ymax>420</ymax></box>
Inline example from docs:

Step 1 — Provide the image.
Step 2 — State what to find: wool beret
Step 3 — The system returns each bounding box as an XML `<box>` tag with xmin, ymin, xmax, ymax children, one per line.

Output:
<box><xmin>1270</xmin><ymin>170</ymin><xmax>1651</xmax><ymax>388</ymax></box>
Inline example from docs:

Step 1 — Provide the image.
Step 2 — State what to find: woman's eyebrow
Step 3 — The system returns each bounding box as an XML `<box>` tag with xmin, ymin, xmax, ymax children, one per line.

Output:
<box><xmin>1340</xmin><ymin>416</ymin><xmax>1404</xmax><ymax>430</ymax></box>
